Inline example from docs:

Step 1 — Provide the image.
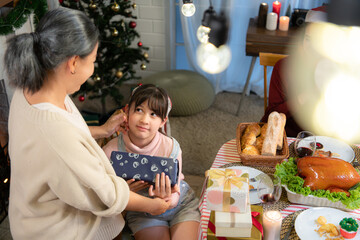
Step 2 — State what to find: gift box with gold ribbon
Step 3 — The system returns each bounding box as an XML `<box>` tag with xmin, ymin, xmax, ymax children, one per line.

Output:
<box><xmin>205</xmin><ymin>168</ymin><xmax>249</xmax><ymax>213</ymax></box>
<box><xmin>215</xmin><ymin>201</ymin><xmax>252</xmax><ymax>237</ymax></box>
<box><xmin>207</xmin><ymin>205</ymin><xmax>263</xmax><ymax>240</ymax></box>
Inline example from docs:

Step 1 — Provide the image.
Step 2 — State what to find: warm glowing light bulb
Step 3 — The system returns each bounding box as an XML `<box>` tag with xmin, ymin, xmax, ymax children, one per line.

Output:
<box><xmin>196</xmin><ymin>43</ymin><xmax>231</xmax><ymax>74</ymax></box>
<box><xmin>288</xmin><ymin>22</ymin><xmax>360</xmax><ymax>143</ymax></box>
<box><xmin>181</xmin><ymin>3</ymin><xmax>196</xmax><ymax>17</ymax></box>
<box><xmin>197</xmin><ymin>25</ymin><xmax>211</xmax><ymax>43</ymax></box>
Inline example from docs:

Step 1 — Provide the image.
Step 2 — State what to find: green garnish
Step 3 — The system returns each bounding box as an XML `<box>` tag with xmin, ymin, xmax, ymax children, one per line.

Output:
<box><xmin>340</xmin><ymin>218</ymin><xmax>359</xmax><ymax>232</ymax></box>
<box><xmin>274</xmin><ymin>157</ymin><xmax>360</xmax><ymax>210</ymax></box>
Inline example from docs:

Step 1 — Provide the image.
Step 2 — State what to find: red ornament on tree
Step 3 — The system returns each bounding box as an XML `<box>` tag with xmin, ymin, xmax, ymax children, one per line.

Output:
<box><xmin>129</xmin><ymin>21</ymin><xmax>137</xmax><ymax>28</ymax></box>
<box><xmin>79</xmin><ymin>95</ymin><xmax>85</xmax><ymax>102</ymax></box>
<box><xmin>59</xmin><ymin>0</ymin><xmax>63</xmax><ymax>3</ymax></box>
<box><xmin>137</xmin><ymin>41</ymin><xmax>143</xmax><ymax>47</ymax></box>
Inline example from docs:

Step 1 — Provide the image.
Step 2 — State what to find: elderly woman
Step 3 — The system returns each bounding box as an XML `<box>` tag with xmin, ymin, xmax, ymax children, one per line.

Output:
<box><xmin>5</xmin><ymin>7</ymin><xmax>169</xmax><ymax>240</ymax></box>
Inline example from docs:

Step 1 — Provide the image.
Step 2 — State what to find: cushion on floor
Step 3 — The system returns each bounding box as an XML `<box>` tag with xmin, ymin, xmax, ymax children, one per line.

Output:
<box><xmin>141</xmin><ymin>70</ymin><xmax>215</xmax><ymax>116</ymax></box>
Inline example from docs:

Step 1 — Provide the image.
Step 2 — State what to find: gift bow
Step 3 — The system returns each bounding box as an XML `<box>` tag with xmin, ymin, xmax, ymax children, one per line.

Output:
<box><xmin>207</xmin><ymin>169</ymin><xmax>248</xmax><ymax>212</ymax></box>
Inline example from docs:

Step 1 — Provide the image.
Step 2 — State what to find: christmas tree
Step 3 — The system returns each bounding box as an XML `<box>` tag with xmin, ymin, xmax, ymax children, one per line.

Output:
<box><xmin>60</xmin><ymin>0</ymin><xmax>149</xmax><ymax>116</ymax></box>
<box><xmin>0</xmin><ymin>0</ymin><xmax>48</xmax><ymax>36</ymax></box>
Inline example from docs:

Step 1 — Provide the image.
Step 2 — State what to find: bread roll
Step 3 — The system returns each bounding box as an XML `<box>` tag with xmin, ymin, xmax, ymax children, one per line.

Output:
<box><xmin>241</xmin><ymin>132</ymin><xmax>256</xmax><ymax>149</ymax></box>
<box><xmin>276</xmin><ymin>113</ymin><xmax>286</xmax><ymax>150</ymax></box>
<box><xmin>241</xmin><ymin>123</ymin><xmax>260</xmax><ymax>149</ymax></box>
<box><xmin>260</xmin><ymin>123</ymin><xmax>268</xmax><ymax>136</ymax></box>
<box><xmin>261</xmin><ymin>111</ymin><xmax>283</xmax><ymax>156</ymax></box>
<box><xmin>255</xmin><ymin>135</ymin><xmax>264</xmax><ymax>153</ymax></box>
<box><xmin>244</xmin><ymin>123</ymin><xmax>261</xmax><ymax>137</ymax></box>
<box><xmin>242</xmin><ymin>145</ymin><xmax>260</xmax><ymax>155</ymax></box>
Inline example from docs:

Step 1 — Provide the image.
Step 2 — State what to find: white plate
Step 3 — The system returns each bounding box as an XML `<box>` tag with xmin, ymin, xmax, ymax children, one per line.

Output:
<box><xmin>315</xmin><ymin>136</ymin><xmax>355</xmax><ymax>162</ymax></box>
<box><xmin>227</xmin><ymin>166</ymin><xmax>269</xmax><ymax>204</ymax></box>
<box><xmin>295</xmin><ymin>207</ymin><xmax>360</xmax><ymax>240</ymax></box>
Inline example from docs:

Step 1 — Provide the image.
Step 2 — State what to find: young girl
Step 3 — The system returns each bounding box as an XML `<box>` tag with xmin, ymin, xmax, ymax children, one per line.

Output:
<box><xmin>103</xmin><ymin>84</ymin><xmax>200</xmax><ymax>240</ymax></box>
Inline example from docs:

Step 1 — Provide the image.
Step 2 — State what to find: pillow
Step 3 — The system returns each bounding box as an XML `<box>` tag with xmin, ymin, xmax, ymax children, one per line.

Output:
<box><xmin>141</xmin><ymin>70</ymin><xmax>215</xmax><ymax>116</ymax></box>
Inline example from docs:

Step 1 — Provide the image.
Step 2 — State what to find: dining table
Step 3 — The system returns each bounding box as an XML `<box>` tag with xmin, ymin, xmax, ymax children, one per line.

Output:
<box><xmin>197</xmin><ymin>137</ymin><xmax>360</xmax><ymax>240</ymax></box>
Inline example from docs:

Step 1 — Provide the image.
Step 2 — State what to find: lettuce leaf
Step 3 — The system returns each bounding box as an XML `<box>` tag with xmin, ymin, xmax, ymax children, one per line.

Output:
<box><xmin>274</xmin><ymin>157</ymin><xmax>360</xmax><ymax>209</ymax></box>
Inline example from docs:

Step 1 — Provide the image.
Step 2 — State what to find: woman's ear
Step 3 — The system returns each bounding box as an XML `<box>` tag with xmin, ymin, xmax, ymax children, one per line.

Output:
<box><xmin>67</xmin><ymin>55</ymin><xmax>78</xmax><ymax>74</ymax></box>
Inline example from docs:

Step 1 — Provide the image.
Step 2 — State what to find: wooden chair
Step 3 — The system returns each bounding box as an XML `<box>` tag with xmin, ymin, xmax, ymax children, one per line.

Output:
<box><xmin>259</xmin><ymin>52</ymin><xmax>288</xmax><ymax>113</ymax></box>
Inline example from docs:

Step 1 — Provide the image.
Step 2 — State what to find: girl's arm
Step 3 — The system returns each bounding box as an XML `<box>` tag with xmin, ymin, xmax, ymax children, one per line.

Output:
<box><xmin>126</xmin><ymin>191</ymin><xmax>170</xmax><ymax>215</ymax></box>
<box><xmin>126</xmin><ymin>179</ymin><xmax>149</xmax><ymax>192</ymax></box>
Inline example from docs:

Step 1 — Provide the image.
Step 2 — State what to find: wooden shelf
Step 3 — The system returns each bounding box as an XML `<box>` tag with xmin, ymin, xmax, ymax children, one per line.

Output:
<box><xmin>246</xmin><ymin>18</ymin><xmax>300</xmax><ymax>56</ymax></box>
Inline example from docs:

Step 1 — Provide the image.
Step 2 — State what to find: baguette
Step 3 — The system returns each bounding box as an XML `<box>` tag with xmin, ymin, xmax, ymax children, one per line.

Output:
<box><xmin>276</xmin><ymin>113</ymin><xmax>286</xmax><ymax>150</ymax></box>
<box><xmin>261</xmin><ymin>111</ymin><xmax>283</xmax><ymax>156</ymax></box>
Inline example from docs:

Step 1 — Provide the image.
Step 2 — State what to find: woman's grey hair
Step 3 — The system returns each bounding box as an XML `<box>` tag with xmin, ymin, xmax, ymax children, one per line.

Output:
<box><xmin>4</xmin><ymin>7</ymin><xmax>99</xmax><ymax>93</ymax></box>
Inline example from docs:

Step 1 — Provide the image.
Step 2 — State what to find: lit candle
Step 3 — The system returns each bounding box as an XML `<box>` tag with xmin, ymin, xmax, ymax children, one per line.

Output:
<box><xmin>257</xmin><ymin>3</ymin><xmax>269</xmax><ymax>28</ymax></box>
<box><xmin>272</xmin><ymin>1</ymin><xmax>281</xmax><ymax>22</ymax></box>
<box><xmin>263</xmin><ymin>210</ymin><xmax>282</xmax><ymax>240</ymax></box>
<box><xmin>279</xmin><ymin>16</ymin><xmax>290</xmax><ymax>31</ymax></box>
<box><xmin>266</xmin><ymin>12</ymin><xmax>278</xmax><ymax>31</ymax></box>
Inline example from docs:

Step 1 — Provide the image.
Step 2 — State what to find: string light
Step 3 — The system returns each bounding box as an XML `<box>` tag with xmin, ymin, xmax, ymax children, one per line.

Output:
<box><xmin>288</xmin><ymin>0</ymin><xmax>360</xmax><ymax>143</ymax></box>
<box><xmin>197</xmin><ymin>6</ymin><xmax>215</xmax><ymax>43</ymax></box>
<box><xmin>196</xmin><ymin>11</ymin><xmax>231</xmax><ymax>74</ymax></box>
<box><xmin>181</xmin><ymin>0</ymin><xmax>196</xmax><ymax>17</ymax></box>
<box><xmin>196</xmin><ymin>43</ymin><xmax>231</xmax><ymax>74</ymax></box>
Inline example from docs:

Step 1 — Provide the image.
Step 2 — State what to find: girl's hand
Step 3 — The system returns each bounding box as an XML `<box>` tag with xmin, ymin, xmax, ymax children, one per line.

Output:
<box><xmin>148</xmin><ymin>197</ymin><xmax>171</xmax><ymax>215</ymax></box>
<box><xmin>148</xmin><ymin>172</ymin><xmax>172</xmax><ymax>199</ymax></box>
<box><xmin>171</xmin><ymin>184</ymin><xmax>180</xmax><ymax>194</ymax></box>
<box><xmin>126</xmin><ymin>179</ymin><xmax>149</xmax><ymax>193</ymax></box>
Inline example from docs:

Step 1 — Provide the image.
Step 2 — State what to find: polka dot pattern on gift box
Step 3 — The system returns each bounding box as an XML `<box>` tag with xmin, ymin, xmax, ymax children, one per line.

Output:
<box><xmin>114</xmin><ymin>152</ymin><xmax>178</xmax><ymax>181</ymax></box>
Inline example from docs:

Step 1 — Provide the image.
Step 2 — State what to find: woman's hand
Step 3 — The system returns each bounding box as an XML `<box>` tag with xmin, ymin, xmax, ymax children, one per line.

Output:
<box><xmin>148</xmin><ymin>172</ymin><xmax>178</xmax><ymax>200</ymax></box>
<box><xmin>127</xmin><ymin>179</ymin><xmax>149</xmax><ymax>193</ymax></box>
<box><xmin>89</xmin><ymin>106</ymin><xmax>128</xmax><ymax>139</ymax></box>
<box><xmin>148</xmin><ymin>198</ymin><xmax>171</xmax><ymax>216</ymax></box>
<box><xmin>102</xmin><ymin>108</ymin><xmax>128</xmax><ymax>137</ymax></box>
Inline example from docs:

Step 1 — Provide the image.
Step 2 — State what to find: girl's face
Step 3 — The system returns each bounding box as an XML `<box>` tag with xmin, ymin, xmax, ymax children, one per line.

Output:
<box><xmin>127</xmin><ymin>100</ymin><xmax>167</xmax><ymax>146</ymax></box>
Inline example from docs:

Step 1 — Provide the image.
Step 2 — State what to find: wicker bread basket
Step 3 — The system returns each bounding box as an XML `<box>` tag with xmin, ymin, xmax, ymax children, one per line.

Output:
<box><xmin>236</xmin><ymin>122</ymin><xmax>289</xmax><ymax>167</ymax></box>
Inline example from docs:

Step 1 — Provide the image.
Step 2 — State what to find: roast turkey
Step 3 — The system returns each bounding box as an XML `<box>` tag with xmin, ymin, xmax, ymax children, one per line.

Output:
<box><xmin>297</xmin><ymin>156</ymin><xmax>360</xmax><ymax>195</ymax></box>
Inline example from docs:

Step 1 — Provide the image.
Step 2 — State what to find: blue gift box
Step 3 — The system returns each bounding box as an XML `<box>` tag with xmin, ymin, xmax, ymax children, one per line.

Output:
<box><xmin>110</xmin><ymin>151</ymin><xmax>179</xmax><ymax>186</ymax></box>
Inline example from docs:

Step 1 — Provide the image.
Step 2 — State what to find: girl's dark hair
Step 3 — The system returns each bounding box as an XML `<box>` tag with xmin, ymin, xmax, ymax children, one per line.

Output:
<box><xmin>4</xmin><ymin>7</ymin><xmax>99</xmax><ymax>93</ymax></box>
<box><xmin>129</xmin><ymin>84</ymin><xmax>169</xmax><ymax>121</ymax></box>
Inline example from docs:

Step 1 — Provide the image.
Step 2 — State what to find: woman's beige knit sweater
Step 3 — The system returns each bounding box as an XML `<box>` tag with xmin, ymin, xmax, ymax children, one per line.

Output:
<box><xmin>8</xmin><ymin>89</ymin><xmax>130</xmax><ymax>240</ymax></box>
